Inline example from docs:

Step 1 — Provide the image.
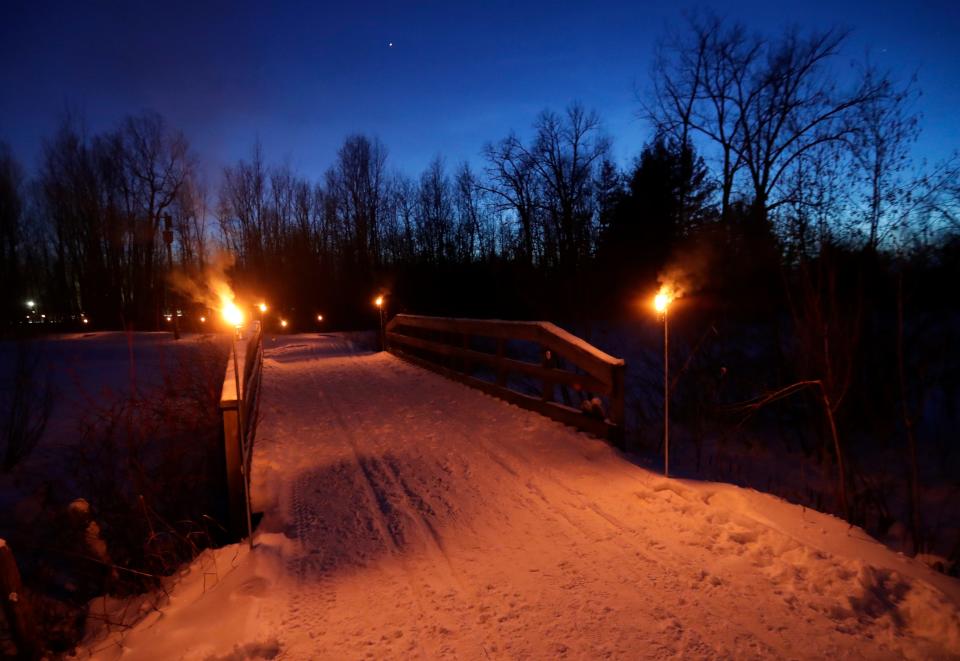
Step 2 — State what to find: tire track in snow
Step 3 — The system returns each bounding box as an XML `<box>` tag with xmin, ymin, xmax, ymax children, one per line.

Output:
<box><xmin>352</xmin><ymin>354</ymin><xmax>726</xmax><ymax>657</ymax></box>
<box><xmin>262</xmin><ymin>337</ymin><xmax>430</xmax><ymax>659</ymax></box>
<box><xmin>324</xmin><ymin>351</ymin><xmax>506</xmax><ymax>658</ymax></box>
<box><xmin>372</xmin><ymin>354</ymin><xmax>866</xmax><ymax>658</ymax></box>
<box><xmin>255</xmin><ymin>338</ymin><xmax>914</xmax><ymax>659</ymax></box>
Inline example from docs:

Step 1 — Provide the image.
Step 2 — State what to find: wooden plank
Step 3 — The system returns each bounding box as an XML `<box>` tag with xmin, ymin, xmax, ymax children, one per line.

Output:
<box><xmin>496</xmin><ymin>338</ymin><xmax>506</xmax><ymax>387</ymax></box>
<box><xmin>0</xmin><ymin>540</ymin><xmax>41</xmax><ymax>660</ymax></box>
<box><xmin>390</xmin><ymin>314</ymin><xmax>543</xmax><ymax>342</ymax></box>
<box><xmin>387</xmin><ymin>331</ymin><xmax>609</xmax><ymax>393</ymax></box>
<box><xmin>392</xmin><ymin>314</ymin><xmax>621</xmax><ymax>388</ymax></box>
<box><xmin>537</xmin><ymin>327</ymin><xmax>616</xmax><ymax>388</ymax></box>
<box><xmin>393</xmin><ymin>315</ymin><xmax>623</xmax><ymax>367</ymax></box>
<box><xmin>391</xmin><ymin>348</ymin><xmax>616</xmax><ymax>439</ymax></box>
<box><xmin>221</xmin><ymin>408</ymin><xmax>245</xmax><ymax>539</ymax></box>
<box><xmin>541</xmin><ymin>348</ymin><xmax>554</xmax><ymax>402</ymax></box>
<box><xmin>387</xmin><ymin>314</ymin><xmax>626</xmax><ymax>442</ymax></box>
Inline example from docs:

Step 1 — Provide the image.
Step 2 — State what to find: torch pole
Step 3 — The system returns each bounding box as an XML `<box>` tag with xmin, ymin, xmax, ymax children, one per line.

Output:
<box><xmin>163</xmin><ymin>214</ymin><xmax>179</xmax><ymax>340</ymax></box>
<box><xmin>664</xmin><ymin>308</ymin><xmax>669</xmax><ymax>478</ymax></box>
<box><xmin>379</xmin><ymin>306</ymin><xmax>385</xmax><ymax>351</ymax></box>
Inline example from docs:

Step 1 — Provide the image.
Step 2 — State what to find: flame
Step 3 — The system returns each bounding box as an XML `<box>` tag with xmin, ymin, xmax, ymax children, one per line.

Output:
<box><xmin>374</xmin><ymin>295</ymin><xmax>384</xmax><ymax>307</ymax></box>
<box><xmin>280</xmin><ymin>319</ymin><xmax>288</xmax><ymax>328</ymax></box>
<box><xmin>258</xmin><ymin>302</ymin><xmax>268</xmax><ymax>313</ymax></box>
<box><xmin>653</xmin><ymin>285</ymin><xmax>675</xmax><ymax>313</ymax></box>
<box><xmin>222</xmin><ymin>300</ymin><xmax>244</xmax><ymax>327</ymax></box>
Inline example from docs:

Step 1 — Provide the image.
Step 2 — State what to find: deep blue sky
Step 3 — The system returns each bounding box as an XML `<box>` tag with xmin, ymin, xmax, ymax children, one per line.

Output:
<box><xmin>2</xmin><ymin>0</ymin><xmax>958</xmax><ymax>184</ymax></box>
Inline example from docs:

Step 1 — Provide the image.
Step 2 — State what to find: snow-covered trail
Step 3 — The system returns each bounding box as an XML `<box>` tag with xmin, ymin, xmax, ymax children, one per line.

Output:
<box><xmin>83</xmin><ymin>334</ymin><xmax>960</xmax><ymax>660</ymax></box>
<box><xmin>244</xmin><ymin>335</ymin><xmax>960</xmax><ymax>660</ymax></box>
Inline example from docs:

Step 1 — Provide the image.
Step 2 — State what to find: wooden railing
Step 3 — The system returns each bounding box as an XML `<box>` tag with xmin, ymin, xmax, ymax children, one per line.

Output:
<box><xmin>386</xmin><ymin>314</ymin><xmax>626</xmax><ymax>443</ymax></box>
<box><xmin>219</xmin><ymin>320</ymin><xmax>264</xmax><ymax>541</ymax></box>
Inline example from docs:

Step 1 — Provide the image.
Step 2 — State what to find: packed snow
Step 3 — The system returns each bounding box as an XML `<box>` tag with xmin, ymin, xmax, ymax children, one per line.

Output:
<box><xmin>78</xmin><ymin>334</ymin><xmax>960</xmax><ymax>659</ymax></box>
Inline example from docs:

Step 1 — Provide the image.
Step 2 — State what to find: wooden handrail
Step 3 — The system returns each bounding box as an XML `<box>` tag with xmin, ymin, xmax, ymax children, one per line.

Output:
<box><xmin>386</xmin><ymin>314</ymin><xmax>626</xmax><ymax>444</ymax></box>
<box><xmin>219</xmin><ymin>321</ymin><xmax>264</xmax><ymax>541</ymax></box>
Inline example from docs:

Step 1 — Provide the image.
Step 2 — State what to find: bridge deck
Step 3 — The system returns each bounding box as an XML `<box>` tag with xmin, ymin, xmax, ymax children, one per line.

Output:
<box><xmin>243</xmin><ymin>334</ymin><xmax>953</xmax><ymax>660</ymax></box>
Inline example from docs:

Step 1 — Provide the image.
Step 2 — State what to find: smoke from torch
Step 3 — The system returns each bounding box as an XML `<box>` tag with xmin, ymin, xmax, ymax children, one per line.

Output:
<box><xmin>168</xmin><ymin>250</ymin><xmax>242</xmax><ymax>326</ymax></box>
<box><xmin>654</xmin><ymin>234</ymin><xmax>717</xmax><ymax>310</ymax></box>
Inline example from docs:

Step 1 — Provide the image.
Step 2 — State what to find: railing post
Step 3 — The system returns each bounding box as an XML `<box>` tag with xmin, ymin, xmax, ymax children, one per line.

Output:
<box><xmin>610</xmin><ymin>362</ymin><xmax>626</xmax><ymax>448</ymax></box>
<box><xmin>496</xmin><ymin>338</ymin><xmax>506</xmax><ymax>386</ymax></box>
<box><xmin>0</xmin><ymin>540</ymin><xmax>41</xmax><ymax>660</ymax></box>
<box><xmin>462</xmin><ymin>333</ymin><xmax>471</xmax><ymax>375</ymax></box>
<box><xmin>541</xmin><ymin>347</ymin><xmax>554</xmax><ymax>402</ymax></box>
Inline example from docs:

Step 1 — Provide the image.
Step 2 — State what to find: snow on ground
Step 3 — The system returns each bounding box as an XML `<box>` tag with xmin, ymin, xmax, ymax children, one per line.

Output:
<box><xmin>78</xmin><ymin>334</ymin><xmax>960</xmax><ymax>659</ymax></box>
<box><xmin>0</xmin><ymin>331</ymin><xmax>223</xmax><ymax>462</ymax></box>
<box><xmin>0</xmin><ymin>331</ymin><xmax>227</xmax><ymax>530</ymax></box>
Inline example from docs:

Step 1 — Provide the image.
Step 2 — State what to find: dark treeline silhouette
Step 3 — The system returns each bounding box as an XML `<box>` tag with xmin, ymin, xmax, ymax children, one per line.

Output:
<box><xmin>2</xmin><ymin>14</ymin><xmax>960</xmax><ymax>551</ymax></box>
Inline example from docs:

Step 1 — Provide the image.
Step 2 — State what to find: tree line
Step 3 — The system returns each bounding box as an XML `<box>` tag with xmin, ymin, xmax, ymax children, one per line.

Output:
<box><xmin>2</xmin><ymin>16</ymin><xmax>958</xmax><ymax>330</ymax></box>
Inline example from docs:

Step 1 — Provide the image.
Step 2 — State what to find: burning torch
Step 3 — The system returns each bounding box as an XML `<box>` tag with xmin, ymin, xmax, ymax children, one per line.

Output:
<box><xmin>654</xmin><ymin>286</ymin><xmax>674</xmax><ymax>477</ymax></box>
<box><xmin>374</xmin><ymin>295</ymin><xmax>385</xmax><ymax>351</ymax></box>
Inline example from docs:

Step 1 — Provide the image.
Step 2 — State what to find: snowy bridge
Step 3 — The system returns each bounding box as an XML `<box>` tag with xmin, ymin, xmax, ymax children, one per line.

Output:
<box><xmin>190</xmin><ymin>325</ymin><xmax>960</xmax><ymax>659</ymax></box>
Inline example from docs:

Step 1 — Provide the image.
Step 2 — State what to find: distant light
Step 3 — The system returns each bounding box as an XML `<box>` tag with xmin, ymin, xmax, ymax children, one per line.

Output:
<box><xmin>258</xmin><ymin>302</ymin><xmax>268</xmax><ymax>313</ymax></box>
<box><xmin>40</xmin><ymin>314</ymin><xmax>46</xmax><ymax>319</ymax></box>
<box><xmin>26</xmin><ymin>300</ymin><xmax>35</xmax><ymax>309</ymax></box>
<box><xmin>164</xmin><ymin>315</ymin><xmax>172</xmax><ymax>323</ymax></box>
<box><xmin>374</xmin><ymin>296</ymin><xmax>384</xmax><ymax>308</ymax></box>
<box><xmin>317</xmin><ymin>314</ymin><xmax>323</xmax><ymax>322</ymax></box>
<box><xmin>388</xmin><ymin>42</ymin><xmax>394</xmax><ymax>47</ymax></box>
<box><xmin>82</xmin><ymin>318</ymin><xmax>89</xmax><ymax>325</ymax></box>
<box><xmin>280</xmin><ymin>319</ymin><xmax>288</xmax><ymax>328</ymax></box>
<box><xmin>200</xmin><ymin>316</ymin><xmax>207</xmax><ymax>323</ymax></box>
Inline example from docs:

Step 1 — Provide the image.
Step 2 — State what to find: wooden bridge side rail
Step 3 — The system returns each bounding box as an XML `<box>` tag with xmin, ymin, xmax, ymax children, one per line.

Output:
<box><xmin>219</xmin><ymin>321</ymin><xmax>264</xmax><ymax>541</ymax></box>
<box><xmin>386</xmin><ymin>314</ymin><xmax>623</xmax><ymax>387</ymax></box>
<box><xmin>386</xmin><ymin>314</ymin><xmax>626</xmax><ymax>443</ymax></box>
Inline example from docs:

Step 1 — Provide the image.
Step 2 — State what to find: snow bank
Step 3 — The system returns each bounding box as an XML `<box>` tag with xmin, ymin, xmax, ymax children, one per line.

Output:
<box><xmin>76</xmin><ymin>543</ymin><xmax>284</xmax><ymax>660</ymax></box>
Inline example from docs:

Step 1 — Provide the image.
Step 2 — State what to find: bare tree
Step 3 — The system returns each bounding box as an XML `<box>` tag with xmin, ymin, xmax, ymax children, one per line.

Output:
<box><xmin>648</xmin><ymin>14</ymin><xmax>753</xmax><ymax>223</ymax></box>
<box><xmin>482</xmin><ymin>133</ymin><xmax>540</xmax><ymax>265</ymax></box>
<box><xmin>526</xmin><ymin>104</ymin><xmax>610</xmax><ymax>270</ymax></box>
<box><xmin>416</xmin><ymin>156</ymin><xmax>454</xmax><ymax>264</ymax></box>
<box><xmin>850</xmin><ymin>67</ymin><xmax>920</xmax><ymax>250</ymax></box>
<box><xmin>650</xmin><ymin>15</ymin><xmax>886</xmax><ymax>231</ymax></box>
<box><xmin>327</xmin><ymin>135</ymin><xmax>388</xmax><ymax>273</ymax></box>
<box><xmin>119</xmin><ymin>112</ymin><xmax>192</xmax><ymax>324</ymax></box>
<box><xmin>454</xmin><ymin>162</ymin><xmax>489</xmax><ymax>262</ymax></box>
<box><xmin>220</xmin><ymin>143</ymin><xmax>268</xmax><ymax>269</ymax></box>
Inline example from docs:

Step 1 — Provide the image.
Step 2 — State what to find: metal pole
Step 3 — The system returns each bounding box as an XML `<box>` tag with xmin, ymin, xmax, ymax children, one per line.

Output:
<box><xmin>163</xmin><ymin>214</ymin><xmax>179</xmax><ymax>340</ymax></box>
<box><xmin>664</xmin><ymin>308</ymin><xmax>669</xmax><ymax>478</ymax></box>
<box><xmin>379</xmin><ymin>306</ymin><xmax>385</xmax><ymax>351</ymax></box>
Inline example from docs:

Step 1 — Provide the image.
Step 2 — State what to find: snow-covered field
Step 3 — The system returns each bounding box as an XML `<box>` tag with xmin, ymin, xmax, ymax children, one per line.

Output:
<box><xmin>78</xmin><ymin>334</ymin><xmax>960</xmax><ymax>659</ymax></box>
